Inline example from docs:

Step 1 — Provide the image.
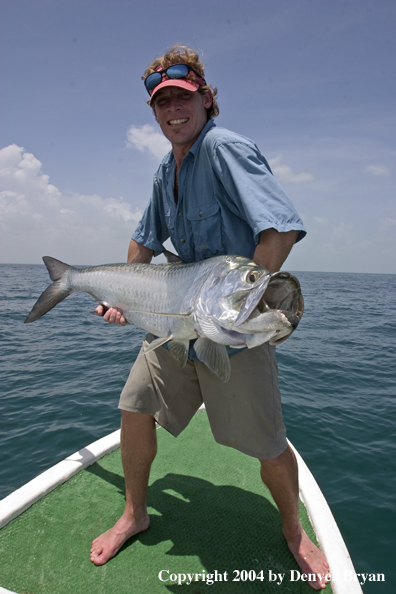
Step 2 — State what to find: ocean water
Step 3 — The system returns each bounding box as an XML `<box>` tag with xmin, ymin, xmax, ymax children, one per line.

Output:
<box><xmin>1</xmin><ymin>263</ymin><xmax>395</xmax><ymax>593</ymax></box>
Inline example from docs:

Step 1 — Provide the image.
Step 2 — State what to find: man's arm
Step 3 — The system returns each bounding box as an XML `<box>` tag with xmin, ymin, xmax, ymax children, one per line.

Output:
<box><xmin>97</xmin><ymin>239</ymin><xmax>154</xmax><ymax>325</ymax></box>
<box><xmin>253</xmin><ymin>228</ymin><xmax>298</xmax><ymax>272</ymax></box>
<box><xmin>127</xmin><ymin>239</ymin><xmax>154</xmax><ymax>264</ymax></box>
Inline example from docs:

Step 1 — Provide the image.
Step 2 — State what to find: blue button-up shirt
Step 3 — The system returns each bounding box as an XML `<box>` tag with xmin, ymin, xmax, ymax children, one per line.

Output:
<box><xmin>132</xmin><ymin>120</ymin><xmax>306</xmax><ymax>262</ymax></box>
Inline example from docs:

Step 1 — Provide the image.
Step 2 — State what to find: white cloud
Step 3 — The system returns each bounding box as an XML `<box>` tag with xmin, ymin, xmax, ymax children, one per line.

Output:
<box><xmin>0</xmin><ymin>144</ymin><xmax>61</xmax><ymax>209</ymax></box>
<box><xmin>285</xmin><ymin>209</ymin><xmax>396</xmax><ymax>274</ymax></box>
<box><xmin>268</xmin><ymin>155</ymin><xmax>314</xmax><ymax>184</ymax></box>
<box><xmin>0</xmin><ymin>145</ymin><xmax>142</xmax><ymax>264</ymax></box>
<box><xmin>312</xmin><ymin>216</ymin><xmax>328</xmax><ymax>226</ymax></box>
<box><xmin>379</xmin><ymin>217</ymin><xmax>396</xmax><ymax>231</ymax></box>
<box><xmin>365</xmin><ymin>164</ymin><xmax>391</xmax><ymax>177</ymax></box>
<box><xmin>330</xmin><ymin>221</ymin><xmax>354</xmax><ymax>241</ymax></box>
<box><xmin>126</xmin><ymin>124</ymin><xmax>171</xmax><ymax>162</ymax></box>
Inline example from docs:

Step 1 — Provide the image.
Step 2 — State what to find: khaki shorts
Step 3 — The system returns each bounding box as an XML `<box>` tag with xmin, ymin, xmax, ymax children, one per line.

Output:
<box><xmin>118</xmin><ymin>335</ymin><xmax>287</xmax><ymax>460</ymax></box>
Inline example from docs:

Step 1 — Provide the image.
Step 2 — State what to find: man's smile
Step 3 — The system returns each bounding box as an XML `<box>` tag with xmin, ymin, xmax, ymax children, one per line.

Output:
<box><xmin>168</xmin><ymin>118</ymin><xmax>189</xmax><ymax>126</ymax></box>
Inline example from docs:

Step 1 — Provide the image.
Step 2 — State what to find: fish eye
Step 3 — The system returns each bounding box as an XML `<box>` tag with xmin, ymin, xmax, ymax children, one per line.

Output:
<box><xmin>246</xmin><ymin>270</ymin><xmax>260</xmax><ymax>284</ymax></box>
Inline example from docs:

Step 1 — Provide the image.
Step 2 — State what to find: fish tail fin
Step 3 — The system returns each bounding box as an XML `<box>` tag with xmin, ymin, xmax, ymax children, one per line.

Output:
<box><xmin>42</xmin><ymin>256</ymin><xmax>71</xmax><ymax>282</ymax></box>
<box><xmin>24</xmin><ymin>257</ymin><xmax>73</xmax><ymax>323</ymax></box>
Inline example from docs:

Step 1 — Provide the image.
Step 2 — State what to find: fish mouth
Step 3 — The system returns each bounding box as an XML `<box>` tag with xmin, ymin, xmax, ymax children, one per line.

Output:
<box><xmin>246</xmin><ymin>273</ymin><xmax>303</xmax><ymax>345</ymax></box>
<box><xmin>234</xmin><ymin>270</ymin><xmax>304</xmax><ymax>329</ymax></box>
<box><xmin>274</xmin><ymin>310</ymin><xmax>300</xmax><ymax>342</ymax></box>
<box><xmin>260</xmin><ymin>272</ymin><xmax>304</xmax><ymax>321</ymax></box>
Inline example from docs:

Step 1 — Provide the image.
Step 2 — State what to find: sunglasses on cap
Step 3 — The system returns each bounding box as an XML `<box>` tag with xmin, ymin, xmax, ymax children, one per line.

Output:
<box><xmin>144</xmin><ymin>64</ymin><xmax>206</xmax><ymax>94</ymax></box>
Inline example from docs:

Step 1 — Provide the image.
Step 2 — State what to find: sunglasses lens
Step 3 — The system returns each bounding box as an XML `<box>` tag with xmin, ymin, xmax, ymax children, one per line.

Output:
<box><xmin>166</xmin><ymin>64</ymin><xmax>190</xmax><ymax>79</ymax></box>
<box><xmin>145</xmin><ymin>72</ymin><xmax>162</xmax><ymax>91</ymax></box>
<box><xmin>145</xmin><ymin>65</ymin><xmax>195</xmax><ymax>95</ymax></box>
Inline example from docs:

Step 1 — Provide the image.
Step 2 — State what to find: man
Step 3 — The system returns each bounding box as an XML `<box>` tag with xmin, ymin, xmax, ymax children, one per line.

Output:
<box><xmin>90</xmin><ymin>45</ymin><xmax>329</xmax><ymax>590</ymax></box>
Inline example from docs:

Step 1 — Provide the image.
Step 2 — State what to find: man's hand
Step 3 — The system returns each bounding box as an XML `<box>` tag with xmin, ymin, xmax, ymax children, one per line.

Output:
<box><xmin>95</xmin><ymin>304</ymin><xmax>127</xmax><ymax>326</ymax></box>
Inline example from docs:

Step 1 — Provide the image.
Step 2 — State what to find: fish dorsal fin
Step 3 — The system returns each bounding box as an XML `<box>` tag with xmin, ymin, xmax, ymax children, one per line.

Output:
<box><xmin>193</xmin><ymin>338</ymin><xmax>231</xmax><ymax>383</ymax></box>
<box><xmin>167</xmin><ymin>339</ymin><xmax>190</xmax><ymax>367</ymax></box>
<box><xmin>163</xmin><ymin>249</ymin><xmax>184</xmax><ymax>264</ymax></box>
<box><xmin>144</xmin><ymin>335</ymin><xmax>173</xmax><ymax>353</ymax></box>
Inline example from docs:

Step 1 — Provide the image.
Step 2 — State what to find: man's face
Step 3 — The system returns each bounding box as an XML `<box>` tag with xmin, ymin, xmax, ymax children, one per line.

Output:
<box><xmin>152</xmin><ymin>87</ymin><xmax>212</xmax><ymax>154</ymax></box>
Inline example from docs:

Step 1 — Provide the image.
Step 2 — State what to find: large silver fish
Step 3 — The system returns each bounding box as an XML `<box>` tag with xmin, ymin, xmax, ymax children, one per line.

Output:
<box><xmin>25</xmin><ymin>253</ymin><xmax>304</xmax><ymax>381</ymax></box>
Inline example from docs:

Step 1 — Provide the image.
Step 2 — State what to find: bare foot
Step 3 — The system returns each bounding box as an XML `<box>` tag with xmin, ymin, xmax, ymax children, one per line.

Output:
<box><xmin>285</xmin><ymin>523</ymin><xmax>330</xmax><ymax>590</ymax></box>
<box><xmin>90</xmin><ymin>512</ymin><xmax>150</xmax><ymax>565</ymax></box>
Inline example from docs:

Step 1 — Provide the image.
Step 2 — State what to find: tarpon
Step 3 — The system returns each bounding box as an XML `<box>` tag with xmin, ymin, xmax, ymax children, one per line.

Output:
<box><xmin>25</xmin><ymin>253</ymin><xmax>304</xmax><ymax>381</ymax></box>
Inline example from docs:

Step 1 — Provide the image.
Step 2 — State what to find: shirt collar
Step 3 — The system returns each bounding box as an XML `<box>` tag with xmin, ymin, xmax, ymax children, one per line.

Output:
<box><xmin>162</xmin><ymin>119</ymin><xmax>216</xmax><ymax>168</ymax></box>
<box><xmin>188</xmin><ymin>119</ymin><xmax>216</xmax><ymax>157</ymax></box>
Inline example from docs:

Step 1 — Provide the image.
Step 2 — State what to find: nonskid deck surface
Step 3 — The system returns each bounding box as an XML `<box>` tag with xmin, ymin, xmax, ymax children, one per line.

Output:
<box><xmin>0</xmin><ymin>412</ymin><xmax>332</xmax><ymax>594</ymax></box>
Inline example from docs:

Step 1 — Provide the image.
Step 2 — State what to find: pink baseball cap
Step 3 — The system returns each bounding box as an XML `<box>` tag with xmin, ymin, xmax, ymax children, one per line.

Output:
<box><xmin>146</xmin><ymin>64</ymin><xmax>206</xmax><ymax>105</ymax></box>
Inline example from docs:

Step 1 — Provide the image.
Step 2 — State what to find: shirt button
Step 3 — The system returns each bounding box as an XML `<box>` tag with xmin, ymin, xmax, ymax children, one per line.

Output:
<box><xmin>177</xmin><ymin>211</ymin><xmax>181</xmax><ymax>216</ymax></box>
<box><xmin>199</xmin><ymin>211</ymin><xmax>203</xmax><ymax>217</ymax></box>
<box><xmin>181</xmin><ymin>238</ymin><xmax>185</xmax><ymax>243</ymax></box>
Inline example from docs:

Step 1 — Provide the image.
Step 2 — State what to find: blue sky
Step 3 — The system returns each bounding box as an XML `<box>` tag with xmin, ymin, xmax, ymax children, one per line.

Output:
<box><xmin>1</xmin><ymin>0</ymin><xmax>395</xmax><ymax>272</ymax></box>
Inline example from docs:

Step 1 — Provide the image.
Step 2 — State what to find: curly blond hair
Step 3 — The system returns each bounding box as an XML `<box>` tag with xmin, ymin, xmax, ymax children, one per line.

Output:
<box><xmin>142</xmin><ymin>45</ymin><xmax>219</xmax><ymax>120</ymax></box>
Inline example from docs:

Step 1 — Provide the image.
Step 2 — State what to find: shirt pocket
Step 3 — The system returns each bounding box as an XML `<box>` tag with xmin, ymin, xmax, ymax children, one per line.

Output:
<box><xmin>186</xmin><ymin>202</ymin><xmax>224</xmax><ymax>259</ymax></box>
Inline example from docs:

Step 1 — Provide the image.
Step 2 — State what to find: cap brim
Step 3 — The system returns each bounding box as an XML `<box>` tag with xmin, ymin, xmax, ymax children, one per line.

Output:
<box><xmin>149</xmin><ymin>78</ymin><xmax>200</xmax><ymax>104</ymax></box>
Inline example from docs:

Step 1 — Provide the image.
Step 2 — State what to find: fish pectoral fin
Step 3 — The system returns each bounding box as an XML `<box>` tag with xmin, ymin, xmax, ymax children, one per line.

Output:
<box><xmin>194</xmin><ymin>338</ymin><xmax>231</xmax><ymax>383</ymax></box>
<box><xmin>144</xmin><ymin>335</ymin><xmax>173</xmax><ymax>353</ymax></box>
<box><xmin>167</xmin><ymin>339</ymin><xmax>190</xmax><ymax>367</ymax></box>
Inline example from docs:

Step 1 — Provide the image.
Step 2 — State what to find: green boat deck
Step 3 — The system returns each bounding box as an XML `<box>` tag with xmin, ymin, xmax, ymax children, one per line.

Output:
<box><xmin>0</xmin><ymin>411</ymin><xmax>333</xmax><ymax>593</ymax></box>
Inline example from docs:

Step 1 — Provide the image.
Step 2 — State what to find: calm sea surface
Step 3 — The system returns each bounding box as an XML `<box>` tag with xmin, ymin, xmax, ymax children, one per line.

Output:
<box><xmin>1</xmin><ymin>264</ymin><xmax>395</xmax><ymax>592</ymax></box>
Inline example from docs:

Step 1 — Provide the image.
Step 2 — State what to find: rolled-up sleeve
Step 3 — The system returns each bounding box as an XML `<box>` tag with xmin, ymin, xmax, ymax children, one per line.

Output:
<box><xmin>131</xmin><ymin>178</ymin><xmax>170</xmax><ymax>256</ymax></box>
<box><xmin>213</xmin><ymin>141</ymin><xmax>306</xmax><ymax>244</ymax></box>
